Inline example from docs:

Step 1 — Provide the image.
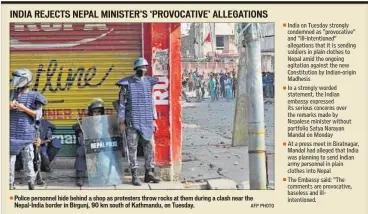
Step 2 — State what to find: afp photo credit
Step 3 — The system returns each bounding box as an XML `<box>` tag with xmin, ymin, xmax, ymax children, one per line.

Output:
<box><xmin>9</xmin><ymin>22</ymin><xmax>275</xmax><ymax>190</ymax></box>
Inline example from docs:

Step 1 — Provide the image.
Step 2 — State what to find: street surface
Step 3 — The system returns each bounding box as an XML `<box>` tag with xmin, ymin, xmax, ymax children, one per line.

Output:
<box><xmin>181</xmin><ymin>93</ymin><xmax>275</xmax><ymax>189</ymax></box>
<box><xmin>13</xmin><ymin>94</ymin><xmax>275</xmax><ymax>190</ymax></box>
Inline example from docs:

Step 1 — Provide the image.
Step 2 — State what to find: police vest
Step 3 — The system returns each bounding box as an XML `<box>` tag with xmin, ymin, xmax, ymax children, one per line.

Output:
<box><xmin>39</xmin><ymin>119</ymin><xmax>56</xmax><ymax>141</ymax></box>
<box><xmin>117</xmin><ymin>76</ymin><xmax>158</xmax><ymax>141</ymax></box>
<box><xmin>10</xmin><ymin>90</ymin><xmax>47</xmax><ymax>155</ymax></box>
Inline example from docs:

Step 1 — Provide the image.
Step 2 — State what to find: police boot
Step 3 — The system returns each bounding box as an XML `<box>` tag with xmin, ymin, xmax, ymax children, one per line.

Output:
<box><xmin>76</xmin><ymin>177</ymin><xmax>84</xmax><ymax>187</ymax></box>
<box><xmin>41</xmin><ymin>155</ymin><xmax>52</xmax><ymax>173</ymax></box>
<box><xmin>144</xmin><ymin>169</ymin><xmax>161</xmax><ymax>183</ymax></box>
<box><xmin>131</xmin><ymin>169</ymin><xmax>142</xmax><ymax>186</ymax></box>
<box><xmin>36</xmin><ymin>178</ymin><xmax>46</xmax><ymax>186</ymax></box>
<box><xmin>35</xmin><ymin>172</ymin><xmax>46</xmax><ymax>186</ymax></box>
<box><xmin>28</xmin><ymin>182</ymin><xmax>35</xmax><ymax>190</ymax></box>
<box><xmin>42</xmin><ymin>167</ymin><xmax>53</xmax><ymax>173</ymax></box>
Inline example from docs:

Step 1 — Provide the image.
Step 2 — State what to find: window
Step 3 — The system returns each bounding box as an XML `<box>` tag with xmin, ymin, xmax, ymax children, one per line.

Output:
<box><xmin>216</xmin><ymin>36</ymin><xmax>224</xmax><ymax>50</ymax></box>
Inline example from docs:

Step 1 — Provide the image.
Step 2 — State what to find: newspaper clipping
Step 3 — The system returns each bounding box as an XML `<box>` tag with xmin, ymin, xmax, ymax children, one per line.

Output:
<box><xmin>1</xmin><ymin>1</ymin><xmax>367</xmax><ymax>214</ymax></box>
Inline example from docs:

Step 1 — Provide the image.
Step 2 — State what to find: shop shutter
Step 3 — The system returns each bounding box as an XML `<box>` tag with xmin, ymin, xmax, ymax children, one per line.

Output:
<box><xmin>10</xmin><ymin>23</ymin><xmax>142</xmax><ymax>156</ymax></box>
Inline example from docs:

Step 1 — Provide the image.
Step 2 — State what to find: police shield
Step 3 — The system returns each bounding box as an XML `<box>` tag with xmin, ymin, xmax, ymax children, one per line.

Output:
<box><xmin>81</xmin><ymin>115</ymin><xmax>123</xmax><ymax>186</ymax></box>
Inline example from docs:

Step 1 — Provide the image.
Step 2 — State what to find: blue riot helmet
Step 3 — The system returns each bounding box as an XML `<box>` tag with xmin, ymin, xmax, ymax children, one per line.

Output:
<box><xmin>133</xmin><ymin>57</ymin><xmax>149</xmax><ymax>70</ymax></box>
<box><xmin>12</xmin><ymin>68</ymin><xmax>33</xmax><ymax>89</ymax></box>
<box><xmin>88</xmin><ymin>98</ymin><xmax>105</xmax><ymax>116</ymax></box>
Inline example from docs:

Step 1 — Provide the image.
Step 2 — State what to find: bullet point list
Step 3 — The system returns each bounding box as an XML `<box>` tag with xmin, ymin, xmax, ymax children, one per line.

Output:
<box><xmin>283</xmin><ymin>86</ymin><xmax>286</xmax><ymax>90</ymax></box>
<box><xmin>283</xmin><ymin>23</ymin><xmax>286</xmax><ymax>27</ymax></box>
<box><xmin>283</xmin><ymin>178</ymin><xmax>287</xmax><ymax>182</ymax></box>
<box><xmin>283</xmin><ymin>142</ymin><xmax>286</xmax><ymax>146</ymax></box>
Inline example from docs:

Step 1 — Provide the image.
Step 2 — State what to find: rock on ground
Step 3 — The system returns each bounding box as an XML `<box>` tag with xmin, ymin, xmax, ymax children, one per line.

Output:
<box><xmin>181</xmin><ymin>97</ymin><xmax>275</xmax><ymax>187</ymax></box>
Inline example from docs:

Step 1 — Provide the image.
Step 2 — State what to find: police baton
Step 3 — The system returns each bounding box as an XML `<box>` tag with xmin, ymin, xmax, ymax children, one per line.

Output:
<box><xmin>75</xmin><ymin>116</ymin><xmax>85</xmax><ymax>134</ymax></box>
<box><xmin>34</xmin><ymin>120</ymin><xmax>44</xmax><ymax>185</ymax></box>
<box><xmin>112</xmin><ymin>100</ymin><xmax>130</xmax><ymax>161</ymax></box>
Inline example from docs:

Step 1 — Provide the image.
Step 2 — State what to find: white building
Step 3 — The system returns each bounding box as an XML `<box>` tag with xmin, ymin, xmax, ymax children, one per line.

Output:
<box><xmin>181</xmin><ymin>23</ymin><xmax>238</xmax><ymax>59</ymax></box>
<box><xmin>181</xmin><ymin>23</ymin><xmax>275</xmax><ymax>73</ymax></box>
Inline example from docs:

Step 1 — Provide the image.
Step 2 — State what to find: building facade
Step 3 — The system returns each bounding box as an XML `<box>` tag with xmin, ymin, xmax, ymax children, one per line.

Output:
<box><xmin>259</xmin><ymin>23</ymin><xmax>275</xmax><ymax>73</ymax></box>
<box><xmin>182</xmin><ymin>23</ymin><xmax>275</xmax><ymax>75</ymax></box>
<box><xmin>181</xmin><ymin>23</ymin><xmax>238</xmax><ymax>60</ymax></box>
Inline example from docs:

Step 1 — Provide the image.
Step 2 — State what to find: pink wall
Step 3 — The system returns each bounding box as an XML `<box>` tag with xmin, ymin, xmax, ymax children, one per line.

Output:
<box><xmin>182</xmin><ymin>62</ymin><xmax>238</xmax><ymax>76</ymax></box>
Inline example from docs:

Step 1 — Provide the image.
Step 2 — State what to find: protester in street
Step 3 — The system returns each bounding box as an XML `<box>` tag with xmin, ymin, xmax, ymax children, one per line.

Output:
<box><xmin>188</xmin><ymin>77</ymin><xmax>193</xmax><ymax>92</ymax></box>
<box><xmin>10</xmin><ymin>68</ymin><xmax>47</xmax><ymax>190</ymax></box>
<box><xmin>195</xmin><ymin>77</ymin><xmax>201</xmax><ymax>102</ymax></box>
<box><xmin>183</xmin><ymin>68</ymin><xmax>188</xmax><ymax>77</ymax></box>
<box><xmin>72</xmin><ymin>99</ymin><xmax>105</xmax><ymax>187</ymax></box>
<box><xmin>200</xmin><ymin>76</ymin><xmax>206</xmax><ymax>100</ymax></box>
<box><xmin>181</xmin><ymin>78</ymin><xmax>189</xmax><ymax>102</ymax></box>
<box><xmin>216</xmin><ymin>75</ymin><xmax>221</xmax><ymax>100</ymax></box>
<box><xmin>224</xmin><ymin>73</ymin><xmax>233</xmax><ymax>101</ymax></box>
<box><xmin>193</xmin><ymin>69</ymin><xmax>198</xmax><ymax>81</ymax></box>
<box><xmin>116</xmin><ymin>57</ymin><xmax>161</xmax><ymax>186</ymax></box>
<box><xmin>209</xmin><ymin>75</ymin><xmax>217</xmax><ymax>102</ymax></box>
<box><xmin>220</xmin><ymin>71</ymin><xmax>226</xmax><ymax>98</ymax></box>
<box><xmin>232</xmin><ymin>73</ymin><xmax>237</xmax><ymax>99</ymax></box>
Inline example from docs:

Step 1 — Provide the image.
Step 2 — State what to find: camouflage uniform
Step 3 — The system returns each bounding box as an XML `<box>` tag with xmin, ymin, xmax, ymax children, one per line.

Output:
<box><xmin>117</xmin><ymin>74</ymin><xmax>161</xmax><ymax>185</ymax></box>
<box><xmin>9</xmin><ymin>90</ymin><xmax>46</xmax><ymax>190</ymax></box>
<box><xmin>117</xmin><ymin>75</ymin><xmax>157</xmax><ymax>170</ymax></box>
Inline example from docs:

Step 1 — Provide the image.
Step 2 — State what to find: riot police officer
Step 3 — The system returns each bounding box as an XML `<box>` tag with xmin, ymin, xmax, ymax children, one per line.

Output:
<box><xmin>15</xmin><ymin>118</ymin><xmax>61</xmax><ymax>183</ymax></box>
<box><xmin>72</xmin><ymin>98</ymin><xmax>105</xmax><ymax>187</ymax></box>
<box><xmin>116</xmin><ymin>57</ymin><xmax>161</xmax><ymax>186</ymax></box>
<box><xmin>10</xmin><ymin>68</ymin><xmax>47</xmax><ymax>190</ymax></box>
<box><xmin>39</xmin><ymin>119</ymin><xmax>61</xmax><ymax>172</ymax></box>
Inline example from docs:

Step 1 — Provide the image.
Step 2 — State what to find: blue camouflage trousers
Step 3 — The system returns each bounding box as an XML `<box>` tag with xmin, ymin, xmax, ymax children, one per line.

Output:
<box><xmin>126</xmin><ymin>127</ymin><xmax>155</xmax><ymax>170</ymax></box>
<box><xmin>9</xmin><ymin>143</ymin><xmax>36</xmax><ymax>185</ymax></box>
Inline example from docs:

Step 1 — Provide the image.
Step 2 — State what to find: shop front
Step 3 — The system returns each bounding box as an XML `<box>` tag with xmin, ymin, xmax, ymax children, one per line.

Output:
<box><xmin>9</xmin><ymin>23</ymin><xmax>182</xmax><ymax>180</ymax></box>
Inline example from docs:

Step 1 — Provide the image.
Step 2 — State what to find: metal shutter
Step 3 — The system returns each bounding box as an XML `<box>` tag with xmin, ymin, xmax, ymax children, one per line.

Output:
<box><xmin>10</xmin><ymin>23</ymin><xmax>142</xmax><ymax>156</ymax></box>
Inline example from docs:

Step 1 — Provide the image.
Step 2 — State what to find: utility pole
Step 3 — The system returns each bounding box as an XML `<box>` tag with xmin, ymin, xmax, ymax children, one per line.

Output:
<box><xmin>232</xmin><ymin>23</ymin><xmax>248</xmax><ymax>147</ymax></box>
<box><xmin>194</xmin><ymin>23</ymin><xmax>198</xmax><ymax>59</ymax></box>
<box><xmin>199</xmin><ymin>23</ymin><xmax>203</xmax><ymax>58</ymax></box>
<box><xmin>245</xmin><ymin>23</ymin><xmax>267</xmax><ymax>190</ymax></box>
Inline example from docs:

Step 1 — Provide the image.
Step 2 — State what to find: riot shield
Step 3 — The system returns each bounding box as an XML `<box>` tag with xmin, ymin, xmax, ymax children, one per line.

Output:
<box><xmin>81</xmin><ymin>115</ymin><xmax>124</xmax><ymax>186</ymax></box>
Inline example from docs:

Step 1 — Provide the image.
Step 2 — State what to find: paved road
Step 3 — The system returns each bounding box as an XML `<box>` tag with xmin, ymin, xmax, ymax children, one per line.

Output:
<box><xmin>180</xmin><ymin>97</ymin><xmax>275</xmax><ymax>187</ymax></box>
<box><xmin>12</xmin><ymin>95</ymin><xmax>275</xmax><ymax>190</ymax></box>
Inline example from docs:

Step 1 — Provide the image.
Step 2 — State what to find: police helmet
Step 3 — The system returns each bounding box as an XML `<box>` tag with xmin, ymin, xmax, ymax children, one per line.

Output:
<box><xmin>133</xmin><ymin>57</ymin><xmax>149</xmax><ymax>70</ymax></box>
<box><xmin>88</xmin><ymin>98</ymin><xmax>105</xmax><ymax>116</ymax></box>
<box><xmin>12</xmin><ymin>68</ymin><xmax>33</xmax><ymax>89</ymax></box>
